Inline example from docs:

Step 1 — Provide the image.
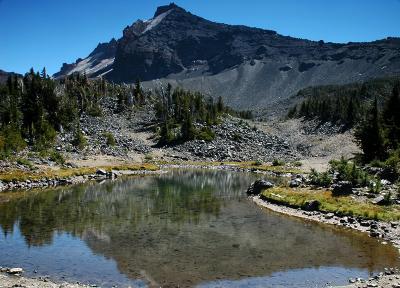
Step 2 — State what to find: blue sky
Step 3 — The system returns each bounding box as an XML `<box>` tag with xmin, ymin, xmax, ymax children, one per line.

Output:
<box><xmin>1</xmin><ymin>0</ymin><xmax>399</xmax><ymax>75</ymax></box>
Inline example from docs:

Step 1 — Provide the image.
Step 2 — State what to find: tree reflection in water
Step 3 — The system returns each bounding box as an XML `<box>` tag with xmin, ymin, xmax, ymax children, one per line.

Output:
<box><xmin>0</xmin><ymin>169</ymin><xmax>399</xmax><ymax>287</ymax></box>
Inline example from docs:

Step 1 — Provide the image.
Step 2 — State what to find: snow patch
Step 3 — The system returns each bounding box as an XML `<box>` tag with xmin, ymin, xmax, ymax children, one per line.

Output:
<box><xmin>68</xmin><ymin>53</ymin><xmax>115</xmax><ymax>76</ymax></box>
<box><xmin>142</xmin><ymin>10</ymin><xmax>171</xmax><ymax>34</ymax></box>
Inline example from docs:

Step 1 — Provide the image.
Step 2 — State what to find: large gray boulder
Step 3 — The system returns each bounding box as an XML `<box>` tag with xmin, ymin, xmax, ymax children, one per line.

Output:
<box><xmin>247</xmin><ymin>180</ymin><xmax>274</xmax><ymax>195</ymax></box>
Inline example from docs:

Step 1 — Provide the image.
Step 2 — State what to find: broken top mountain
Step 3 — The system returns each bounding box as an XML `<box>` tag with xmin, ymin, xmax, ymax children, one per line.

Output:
<box><xmin>54</xmin><ymin>3</ymin><xmax>400</xmax><ymax>109</ymax></box>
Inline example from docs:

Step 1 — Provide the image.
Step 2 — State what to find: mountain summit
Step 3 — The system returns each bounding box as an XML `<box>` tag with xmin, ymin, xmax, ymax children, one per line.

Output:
<box><xmin>54</xmin><ymin>3</ymin><xmax>400</xmax><ymax>109</ymax></box>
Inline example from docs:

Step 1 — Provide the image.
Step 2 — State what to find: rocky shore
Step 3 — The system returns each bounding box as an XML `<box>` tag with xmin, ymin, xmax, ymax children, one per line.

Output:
<box><xmin>252</xmin><ymin>196</ymin><xmax>400</xmax><ymax>248</ymax></box>
<box><xmin>0</xmin><ymin>168</ymin><xmax>163</xmax><ymax>193</ymax></box>
<box><xmin>332</xmin><ymin>268</ymin><xmax>400</xmax><ymax>288</ymax></box>
<box><xmin>0</xmin><ymin>268</ymin><xmax>90</xmax><ymax>288</ymax></box>
<box><xmin>252</xmin><ymin>195</ymin><xmax>400</xmax><ymax>288</ymax></box>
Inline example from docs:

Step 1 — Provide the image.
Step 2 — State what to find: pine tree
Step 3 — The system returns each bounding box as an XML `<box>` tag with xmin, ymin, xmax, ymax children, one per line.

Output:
<box><xmin>355</xmin><ymin>98</ymin><xmax>385</xmax><ymax>161</ymax></box>
<box><xmin>181</xmin><ymin>113</ymin><xmax>196</xmax><ymax>141</ymax></box>
<box><xmin>217</xmin><ymin>96</ymin><xmax>224</xmax><ymax>113</ymax></box>
<box><xmin>382</xmin><ymin>83</ymin><xmax>400</xmax><ymax>149</ymax></box>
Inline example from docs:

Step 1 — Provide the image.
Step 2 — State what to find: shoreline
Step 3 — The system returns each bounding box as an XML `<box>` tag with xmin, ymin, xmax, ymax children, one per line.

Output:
<box><xmin>0</xmin><ymin>271</ymin><xmax>90</xmax><ymax>288</ymax></box>
<box><xmin>252</xmin><ymin>195</ymin><xmax>400</xmax><ymax>288</ymax></box>
<box><xmin>0</xmin><ymin>161</ymin><xmax>298</xmax><ymax>194</ymax></box>
<box><xmin>0</xmin><ymin>164</ymin><xmax>161</xmax><ymax>193</ymax></box>
<box><xmin>252</xmin><ymin>195</ymin><xmax>400</xmax><ymax>249</ymax></box>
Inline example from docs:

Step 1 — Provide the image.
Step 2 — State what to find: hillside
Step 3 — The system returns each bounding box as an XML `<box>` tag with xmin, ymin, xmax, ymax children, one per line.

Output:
<box><xmin>54</xmin><ymin>3</ymin><xmax>400</xmax><ymax>110</ymax></box>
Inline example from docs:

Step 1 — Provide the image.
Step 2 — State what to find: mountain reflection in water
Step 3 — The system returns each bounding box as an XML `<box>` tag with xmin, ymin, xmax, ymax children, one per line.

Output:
<box><xmin>0</xmin><ymin>169</ymin><xmax>399</xmax><ymax>287</ymax></box>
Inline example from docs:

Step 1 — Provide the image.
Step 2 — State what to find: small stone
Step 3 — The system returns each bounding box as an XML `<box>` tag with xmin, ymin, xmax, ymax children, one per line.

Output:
<box><xmin>349</xmin><ymin>278</ymin><xmax>356</xmax><ymax>283</ymax></box>
<box><xmin>371</xmin><ymin>195</ymin><xmax>385</xmax><ymax>205</ymax></box>
<box><xmin>324</xmin><ymin>213</ymin><xmax>335</xmax><ymax>219</ymax></box>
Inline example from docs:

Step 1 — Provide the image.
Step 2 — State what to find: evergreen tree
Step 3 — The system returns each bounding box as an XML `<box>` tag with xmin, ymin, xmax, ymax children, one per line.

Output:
<box><xmin>382</xmin><ymin>83</ymin><xmax>400</xmax><ymax>149</ymax></box>
<box><xmin>355</xmin><ymin>98</ymin><xmax>385</xmax><ymax>161</ymax></box>
<box><xmin>181</xmin><ymin>113</ymin><xmax>196</xmax><ymax>141</ymax></box>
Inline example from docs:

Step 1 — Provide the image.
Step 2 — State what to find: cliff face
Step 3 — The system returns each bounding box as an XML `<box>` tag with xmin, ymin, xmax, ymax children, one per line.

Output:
<box><xmin>54</xmin><ymin>3</ymin><xmax>400</xmax><ymax>109</ymax></box>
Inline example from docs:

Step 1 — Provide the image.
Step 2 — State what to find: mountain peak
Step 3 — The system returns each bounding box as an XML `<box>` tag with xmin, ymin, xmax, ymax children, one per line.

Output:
<box><xmin>154</xmin><ymin>3</ymin><xmax>181</xmax><ymax>17</ymax></box>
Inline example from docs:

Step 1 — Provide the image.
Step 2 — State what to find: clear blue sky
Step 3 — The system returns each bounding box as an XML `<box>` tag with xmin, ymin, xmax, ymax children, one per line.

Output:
<box><xmin>1</xmin><ymin>0</ymin><xmax>399</xmax><ymax>75</ymax></box>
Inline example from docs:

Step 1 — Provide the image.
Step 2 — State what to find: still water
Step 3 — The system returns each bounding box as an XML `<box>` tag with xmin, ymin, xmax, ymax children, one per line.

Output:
<box><xmin>0</xmin><ymin>169</ymin><xmax>399</xmax><ymax>287</ymax></box>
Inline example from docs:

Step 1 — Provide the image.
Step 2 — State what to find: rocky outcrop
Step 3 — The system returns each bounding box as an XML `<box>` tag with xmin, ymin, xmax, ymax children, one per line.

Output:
<box><xmin>247</xmin><ymin>180</ymin><xmax>274</xmax><ymax>195</ymax></box>
<box><xmin>0</xmin><ymin>69</ymin><xmax>21</xmax><ymax>84</ymax></box>
<box><xmin>54</xmin><ymin>4</ymin><xmax>400</xmax><ymax>110</ymax></box>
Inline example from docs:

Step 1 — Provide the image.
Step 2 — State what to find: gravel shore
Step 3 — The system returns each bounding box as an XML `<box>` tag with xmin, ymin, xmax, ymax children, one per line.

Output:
<box><xmin>0</xmin><ymin>272</ymin><xmax>90</xmax><ymax>288</ymax></box>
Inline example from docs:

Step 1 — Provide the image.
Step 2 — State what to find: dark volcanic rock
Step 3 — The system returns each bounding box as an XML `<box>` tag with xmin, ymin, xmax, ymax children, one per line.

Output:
<box><xmin>54</xmin><ymin>4</ymin><xmax>400</xmax><ymax>110</ymax></box>
<box><xmin>303</xmin><ymin>200</ymin><xmax>321</xmax><ymax>211</ymax></box>
<box><xmin>332</xmin><ymin>181</ymin><xmax>353</xmax><ymax>196</ymax></box>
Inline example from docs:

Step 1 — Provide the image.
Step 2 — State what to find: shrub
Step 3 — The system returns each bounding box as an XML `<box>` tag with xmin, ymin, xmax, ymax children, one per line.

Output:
<box><xmin>369</xmin><ymin>180</ymin><xmax>382</xmax><ymax>194</ymax></box>
<box><xmin>329</xmin><ymin>158</ymin><xmax>369</xmax><ymax>186</ymax></box>
<box><xmin>16</xmin><ymin>158</ymin><xmax>34</xmax><ymax>169</ymax></box>
<box><xmin>49</xmin><ymin>151</ymin><xmax>65</xmax><ymax>165</ymax></box>
<box><xmin>385</xmin><ymin>149</ymin><xmax>400</xmax><ymax>176</ymax></box>
<box><xmin>103</xmin><ymin>132</ymin><xmax>116</xmax><ymax>146</ymax></box>
<box><xmin>309</xmin><ymin>168</ymin><xmax>333</xmax><ymax>187</ymax></box>
<box><xmin>196</xmin><ymin>127</ymin><xmax>215</xmax><ymax>142</ymax></box>
<box><xmin>232</xmin><ymin>132</ymin><xmax>241</xmax><ymax>142</ymax></box>
<box><xmin>144</xmin><ymin>153</ymin><xmax>153</xmax><ymax>162</ymax></box>
<box><xmin>33</xmin><ymin>120</ymin><xmax>57</xmax><ymax>151</ymax></box>
<box><xmin>272</xmin><ymin>159</ymin><xmax>285</xmax><ymax>166</ymax></box>
<box><xmin>292</xmin><ymin>161</ymin><xmax>303</xmax><ymax>167</ymax></box>
<box><xmin>72</xmin><ymin>130</ymin><xmax>87</xmax><ymax>150</ymax></box>
<box><xmin>0</xmin><ymin>125</ymin><xmax>26</xmax><ymax>155</ymax></box>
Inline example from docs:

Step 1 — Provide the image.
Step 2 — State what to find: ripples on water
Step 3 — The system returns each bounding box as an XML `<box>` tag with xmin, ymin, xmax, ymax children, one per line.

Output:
<box><xmin>0</xmin><ymin>169</ymin><xmax>398</xmax><ymax>287</ymax></box>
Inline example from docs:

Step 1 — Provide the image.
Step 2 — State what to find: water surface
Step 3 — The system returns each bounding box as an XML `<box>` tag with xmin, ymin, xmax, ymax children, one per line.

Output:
<box><xmin>0</xmin><ymin>169</ymin><xmax>399</xmax><ymax>287</ymax></box>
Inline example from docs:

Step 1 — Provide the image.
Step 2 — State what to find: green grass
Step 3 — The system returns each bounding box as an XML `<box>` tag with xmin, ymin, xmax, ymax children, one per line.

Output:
<box><xmin>261</xmin><ymin>187</ymin><xmax>400</xmax><ymax>221</ymax></box>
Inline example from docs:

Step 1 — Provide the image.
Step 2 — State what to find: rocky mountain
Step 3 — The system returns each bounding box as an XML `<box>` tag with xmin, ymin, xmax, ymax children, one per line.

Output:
<box><xmin>54</xmin><ymin>3</ymin><xmax>400</xmax><ymax>110</ymax></box>
<box><xmin>0</xmin><ymin>69</ymin><xmax>20</xmax><ymax>84</ymax></box>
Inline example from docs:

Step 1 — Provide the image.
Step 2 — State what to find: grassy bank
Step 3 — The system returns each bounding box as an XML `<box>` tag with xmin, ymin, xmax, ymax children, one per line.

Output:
<box><xmin>261</xmin><ymin>187</ymin><xmax>400</xmax><ymax>221</ymax></box>
<box><xmin>0</xmin><ymin>163</ymin><xmax>159</xmax><ymax>183</ymax></box>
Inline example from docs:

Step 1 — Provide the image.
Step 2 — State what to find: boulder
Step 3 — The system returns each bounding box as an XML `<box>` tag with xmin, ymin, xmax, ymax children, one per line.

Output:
<box><xmin>247</xmin><ymin>180</ymin><xmax>274</xmax><ymax>195</ymax></box>
<box><xmin>332</xmin><ymin>181</ymin><xmax>352</xmax><ymax>196</ymax></box>
<box><xmin>303</xmin><ymin>200</ymin><xmax>320</xmax><ymax>211</ymax></box>
<box><xmin>289</xmin><ymin>178</ymin><xmax>302</xmax><ymax>188</ymax></box>
<box><xmin>7</xmin><ymin>268</ymin><xmax>23</xmax><ymax>274</ymax></box>
<box><xmin>371</xmin><ymin>195</ymin><xmax>385</xmax><ymax>205</ymax></box>
<box><xmin>96</xmin><ymin>169</ymin><xmax>107</xmax><ymax>176</ymax></box>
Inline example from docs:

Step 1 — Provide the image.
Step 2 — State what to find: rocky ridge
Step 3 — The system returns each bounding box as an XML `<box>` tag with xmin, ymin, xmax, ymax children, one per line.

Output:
<box><xmin>54</xmin><ymin>3</ymin><xmax>400</xmax><ymax>111</ymax></box>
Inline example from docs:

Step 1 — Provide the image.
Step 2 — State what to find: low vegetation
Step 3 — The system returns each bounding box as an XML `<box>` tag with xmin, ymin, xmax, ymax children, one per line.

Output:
<box><xmin>309</xmin><ymin>158</ymin><xmax>370</xmax><ymax>188</ymax></box>
<box><xmin>155</xmin><ymin>84</ymin><xmax>252</xmax><ymax>145</ymax></box>
<box><xmin>262</xmin><ymin>187</ymin><xmax>400</xmax><ymax>221</ymax></box>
